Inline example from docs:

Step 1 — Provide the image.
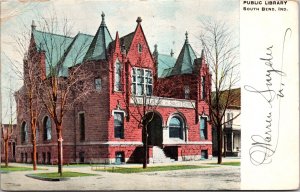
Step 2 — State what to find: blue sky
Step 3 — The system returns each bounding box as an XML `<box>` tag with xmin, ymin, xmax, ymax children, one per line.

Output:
<box><xmin>0</xmin><ymin>0</ymin><xmax>239</xmax><ymax>123</ymax></box>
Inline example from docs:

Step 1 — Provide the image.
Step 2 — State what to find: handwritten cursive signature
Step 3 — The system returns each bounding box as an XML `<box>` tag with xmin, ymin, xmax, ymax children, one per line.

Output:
<box><xmin>244</xmin><ymin>28</ymin><xmax>291</xmax><ymax>166</ymax></box>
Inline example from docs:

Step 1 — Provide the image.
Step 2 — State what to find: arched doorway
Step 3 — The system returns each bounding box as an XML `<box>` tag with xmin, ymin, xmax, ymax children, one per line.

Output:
<box><xmin>144</xmin><ymin>112</ymin><xmax>163</xmax><ymax>146</ymax></box>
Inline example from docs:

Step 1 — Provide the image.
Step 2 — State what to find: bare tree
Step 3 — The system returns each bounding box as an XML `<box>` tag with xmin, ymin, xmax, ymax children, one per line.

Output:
<box><xmin>199</xmin><ymin>19</ymin><xmax>240</xmax><ymax>164</ymax></box>
<box><xmin>8</xmin><ymin>24</ymin><xmax>43</xmax><ymax>171</ymax></box>
<box><xmin>1</xmin><ymin>125</ymin><xmax>13</xmax><ymax>167</ymax></box>
<box><xmin>32</xmin><ymin>15</ymin><xmax>94</xmax><ymax>176</ymax></box>
<box><xmin>8</xmin><ymin>11</ymin><xmax>94</xmax><ymax>175</ymax></box>
<box><xmin>1</xmin><ymin>92</ymin><xmax>15</xmax><ymax>167</ymax></box>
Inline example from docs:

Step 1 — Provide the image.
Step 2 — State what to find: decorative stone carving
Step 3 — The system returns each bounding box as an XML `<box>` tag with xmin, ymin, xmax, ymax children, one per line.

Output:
<box><xmin>130</xmin><ymin>96</ymin><xmax>195</xmax><ymax>109</ymax></box>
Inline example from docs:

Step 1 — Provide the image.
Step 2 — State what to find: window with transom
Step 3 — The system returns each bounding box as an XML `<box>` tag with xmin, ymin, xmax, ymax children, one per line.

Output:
<box><xmin>131</xmin><ymin>68</ymin><xmax>152</xmax><ymax>96</ymax></box>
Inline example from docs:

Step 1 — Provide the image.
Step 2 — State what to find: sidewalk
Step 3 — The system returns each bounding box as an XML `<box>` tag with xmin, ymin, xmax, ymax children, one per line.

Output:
<box><xmin>2</xmin><ymin>156</ymin><xmax>240</xmax><ymax>172</ymax></box>
<box><xmin>1</xmin><ymin>157</ymin><xmax>240</xmax><ymax>190</ymax></box>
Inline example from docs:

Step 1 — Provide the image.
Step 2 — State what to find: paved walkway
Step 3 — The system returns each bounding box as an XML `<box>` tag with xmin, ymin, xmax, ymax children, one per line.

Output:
<box><xmin>1</xmin><ymin>157</ymin><xmax>240</xmax><ymax>190</ymax></box>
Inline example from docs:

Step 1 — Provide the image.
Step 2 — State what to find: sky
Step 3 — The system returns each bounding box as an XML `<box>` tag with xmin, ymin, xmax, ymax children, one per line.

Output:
<box><xmin>0</xmin><ymin>0</ymin><xmax>239</xmax><ymax>123</ymax></box>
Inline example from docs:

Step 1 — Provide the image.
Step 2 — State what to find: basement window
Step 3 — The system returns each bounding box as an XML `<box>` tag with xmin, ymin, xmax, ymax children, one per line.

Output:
<box><xmin>115</xmin><ymin>151</ymin><xmax>125</xmax><ymax>164</ymax></box>
<box><xmin>201</xmin><ymin>150</ymin><xmax>208</xmax><ymax>159</ymax></box>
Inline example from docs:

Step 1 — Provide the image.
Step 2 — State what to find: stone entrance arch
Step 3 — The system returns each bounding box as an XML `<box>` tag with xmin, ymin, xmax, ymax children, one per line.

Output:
<box><xmin>144</xmin><ymin>112</ymin><xmax>163</xmax><ymax>146</ymax></box>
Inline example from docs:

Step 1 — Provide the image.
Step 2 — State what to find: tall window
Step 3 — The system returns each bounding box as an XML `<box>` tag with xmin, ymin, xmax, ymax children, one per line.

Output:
<box><xmin>95</xmin><ymin>78</ymin><xmax>101</xmax><ymax>91</ymax></box>
<box><xmin>79</xmin><ymin>113</ymin><xmax>85</xmax><ymax>141</ymax></box>
<box><xmin>114</xmin><ymin>112</ymin><xmax>124</xmax><ymax>138</ymax></box>
<box><xmin>43</xmin><ymin>116</ymin><xmax>52</xmax><ymax>141</ymax></box>
<box><xmin>184</xmin><ymin>85</ymin><xmax>190</xmax><ymax>99</ymax></box>
<box><xmin>132</xmin><ymin>68</ymin><xmax>152</xmax><ymax>96</ymax></box>
<box><xmin>114</xmin><ymin>61</ymin><xmax>122</xmax><ymax>91</ymax></box>
<box><xmin>21</xmin><ymin>122</ymin><xmax>28</xmax><ymax>143</ymax></box>
<box><xmin>201</xmin><ymin>76</ymin><xmax>206</xmax><ymax>99</ymax></box>
<box><xmin>169</xmin><ymin>116</ymin><xmax>184</xmax><ymax>139</ymax></box>
<box><xmin>200</xmin><ymin>117</ymin><xmax>208</xmax><ymax>139</ymax></box>
<box><xmin>138</xmin><ymin>43</ymin><xmax>142</xmax><ymax>53</ymax></box>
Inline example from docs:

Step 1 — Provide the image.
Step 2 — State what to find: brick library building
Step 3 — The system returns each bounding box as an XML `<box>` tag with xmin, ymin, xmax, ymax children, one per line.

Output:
<box><xmin>15</xmin><ymin>13</ymin><xmax>212</xmax><ymax>164</ymax></box>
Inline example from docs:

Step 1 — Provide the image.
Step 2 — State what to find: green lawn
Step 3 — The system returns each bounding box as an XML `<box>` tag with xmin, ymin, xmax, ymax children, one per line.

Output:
<box><xmin>1</xmin><ymin>165</ymin><xmax>34</xmax><ymax>172</ymax></box>
<box><xmin>207</xmin><ymin>161</ymin><xmax>240</xmax><ymax>166</ymax></box>
<box><xmin>65</xmin><ymin>163</ymin><xmax>97</xmax><ymax>167</ymax></box>
<box><xmin>95</xmin><ymin>165</ymin><xmax>213</xmax><ymax>173</ymax></box>
<box><xmin>29</xmin><ymin>171</ymin><xmax>97</xmax><ymax>179</ymax></box>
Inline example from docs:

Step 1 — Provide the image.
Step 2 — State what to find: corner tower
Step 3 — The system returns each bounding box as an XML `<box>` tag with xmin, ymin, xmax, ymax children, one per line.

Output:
<box><xmin>84</xmin><ymin>12</ymin><xmax>113</xmax><ymax>61</ymax></box>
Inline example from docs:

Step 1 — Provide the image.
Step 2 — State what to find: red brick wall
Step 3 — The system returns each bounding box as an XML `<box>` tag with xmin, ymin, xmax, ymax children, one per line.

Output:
<box><xmin>14</xmin><ymin>20</ymin><xmax>212</xmax><ymax>165</ymax></box>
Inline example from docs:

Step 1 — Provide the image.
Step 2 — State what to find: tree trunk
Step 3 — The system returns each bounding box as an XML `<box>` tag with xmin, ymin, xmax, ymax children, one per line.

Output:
<box><xmin>5</xmin><ymin>139</ymin><xmax>8</xmax><ymax>167</ymax></box>
<box><xmin>142</xmin><ymin>124</ymin><xmax>148</xmax><ymax>169</ymax></box>
<box><xmin>31</xmin><ymin>121</ymin><xmax>37</xmax><ymax>170</ymax></box>
<box><xmin>32</xmin><ymin>140</ymin><xmax>37</xmax><ymax>170</ymax></box>
<box><xmin>217</xmin><ymin>124</ymin><xmax>223</xmax><ymax>164</ymax></box>
<box><xmin>57</xmin><ymin>125</ymin><xmax>63</xmax><ymax>176</ymax></box>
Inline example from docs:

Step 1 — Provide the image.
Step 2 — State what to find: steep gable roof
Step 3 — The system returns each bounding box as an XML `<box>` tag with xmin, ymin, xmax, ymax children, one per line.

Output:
<box><xmin>83</xmin><ymin>12</ymin><xmax>113</xmax><ymax>61</ymax></box>
<box><xmin>168</xmin><ymin>32</ymin><xmax>197</xmax><ymax>77</ymax></box>
<box><xmin>119</xmin><ymin>32</ymin><xmax>135</xmax><ymax>52</ymax></box>
<box><xmin>32</xmin><ymin>29</ymin><xmax>74</xmax><ymax>75</ymax></box>
<box><xmin>32</xmin><ymin>29</ymin><xmax>94</xmax><ymax>76</ymax></box>
<box><xmin>153</xmin><ymin>44</ymin><xmax>177</xmax><ymax>78</ymax></box>
<box><xmin>157</xmin><ymin>54</ymin><xmax>176</xmax><ymax>78</ymax></box>
<box><xmin>59</xmin><ymin>33</ymin><xmax>94</xmax><ymax>76</ymax></box>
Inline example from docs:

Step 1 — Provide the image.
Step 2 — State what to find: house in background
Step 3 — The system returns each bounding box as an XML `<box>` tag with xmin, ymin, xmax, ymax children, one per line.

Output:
<box><xmin>1</xmin><ymin>124</ymin><xmax>17</xmax><ymax>162</ymax></box>
<box><xmin>212</xmin><ymin>88</ymin><xmax>241</xmax><ymax>157</ymax></box>
<box><xmin>15</xmin><ymin>13</ymin><xmax>212</xmax><ymax>164</ymax></box>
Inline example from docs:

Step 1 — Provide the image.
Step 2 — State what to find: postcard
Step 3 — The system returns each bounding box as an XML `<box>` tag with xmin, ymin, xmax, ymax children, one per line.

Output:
<box><xmin>0</xmin><ymin>0</ymin><xmax>299</xmax><ymax>190</ymax></box>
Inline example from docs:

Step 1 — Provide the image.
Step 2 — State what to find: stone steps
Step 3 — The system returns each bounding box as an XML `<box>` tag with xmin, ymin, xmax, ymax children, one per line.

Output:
<box><xmin>152</xmin><ymin>146</ymin><xmax>175</xmax><ymax>163</ymax></box>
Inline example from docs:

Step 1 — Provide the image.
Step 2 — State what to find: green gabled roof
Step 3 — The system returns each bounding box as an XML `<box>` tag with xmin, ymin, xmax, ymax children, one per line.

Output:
<box><xmin>157</xmin><ymin>54</ymin><xmax>176</xmax><ymax>78</ymax></box>
<box><xmin>32</xmin><ymin>30</ymin><xmax>74</xmax><ymax>75</ymax></box>
<box><xmin>59</xmin><ymin>33</ymin><xmax>94</xmax><ymax>76</ymax></box>
<box><xmin>160</xmin><ymin>67</ymin><xmax>174</xmax><ymax>78</ymax></box>
<box><xmin>83</xmin><ymin>13</ymin><xmax>113</xmax><ymax>61</ymax></box>
<box><xmin>168</xmin><ymin>32</ymin><xmax>197</xmax><ymax>77</ymax></box>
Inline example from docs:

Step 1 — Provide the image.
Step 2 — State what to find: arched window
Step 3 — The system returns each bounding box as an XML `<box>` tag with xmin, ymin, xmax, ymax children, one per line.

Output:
<box><xmin>21</xmin><ymin>121</ymin><xmax>28</xmax><ymax>143</ymax></box>
<box><xmin>43</xmin><ymin>116</ymin><xmax>52</xmax><ymax>140</ymax></box>
<box><xmin>169</xmin><ymin>116</ymin><xmax>184</xmax><ymax>139</ymax></box>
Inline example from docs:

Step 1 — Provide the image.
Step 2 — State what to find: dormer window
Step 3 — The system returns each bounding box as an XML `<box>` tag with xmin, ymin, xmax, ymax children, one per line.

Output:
<box><xmin>138</xmin><ymin>43</ymin><xmax>142</xmax><ymax>53</ymax></box>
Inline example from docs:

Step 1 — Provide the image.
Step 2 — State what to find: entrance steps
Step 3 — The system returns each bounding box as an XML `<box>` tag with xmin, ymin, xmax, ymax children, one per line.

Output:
<box><xmin>152</xmin><ymin>146</ymin><xmax>175</xmax><ymax>163</ymax></box>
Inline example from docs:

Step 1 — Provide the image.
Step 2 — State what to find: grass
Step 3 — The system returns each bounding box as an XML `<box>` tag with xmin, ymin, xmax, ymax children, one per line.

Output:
<box><xmin>65</xmin><ymin>163</ymin><xmax>97</xmax><ymax>167</ymax></box>
<box><xmin>95</xmin><ymin>165</ymin><xmax>213</xmax><ymax>173</ymax></box>
<box><xmin>221</xmin><ymin>162</ymin><xmax>240</xmax><ymax>166</ymax></box>
<box><xmin>29</xmin><ymin>171</ymin><xmax>97</xmax><ymax>179</ymax></box>
<box><xmin>1</xmin><ymin>165</ymin><xmax>35</xmax><ymax>172</ymax></box>
<box><xmin>207</xmin><ymin>161</ymin><xmax>240</xmax><ymax>166</ymax></box>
